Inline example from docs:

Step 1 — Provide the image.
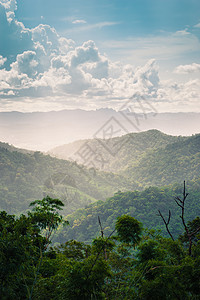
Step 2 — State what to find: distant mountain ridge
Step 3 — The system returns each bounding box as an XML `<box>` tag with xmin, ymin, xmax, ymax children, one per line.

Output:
<box><xmin>49</xmin><ymin>129</ymin><xmax>200</xmax><ymax>188</ymax></box>
<box><xmin>48</xmin><ymin>130</ymin><xmax>188</xmax><ymax>172</ymax></box>
<box><xmin>0</xmin><ymin>141</ymin><xmax>33</xmax><ymax>154</ymax></box>
<box><xmin>0</xmin><ymin>109</ymin><xmax>199</xmax><ymax>151</ymax></box>
<box><xmin>0</xmin><ymin>129</ymin><xmax>200</xmax><ymax>217</ymax></box>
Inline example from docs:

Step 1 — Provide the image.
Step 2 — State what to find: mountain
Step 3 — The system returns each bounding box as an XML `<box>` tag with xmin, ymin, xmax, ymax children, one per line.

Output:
<box><xmin>0</xmin><ymin>109</ymin><xmax>199</xmax><ymax>151</ymax></box>
<box><xmin>48</xmin><ymin>130</ymin><xmax>188</xmax><ymax>172</ymax></box>
<box><xmin>123</xmin><ymin>133</ymin><xmax>200</xmax><ymax>187</ymax></box>
<box><xmin>0</xmin><ymin>141</ymin><xmax>33</xmax><ymax>154</ymax></box>
<box><xmin>1</xmin><ymin>130</ymin><xmax>200</xmax><ymax>219</ymax></box>
<box><xmin>54</xmin><ymin>181</ymin><xmax>200</xmax><ymax>244</ymax></box>
<box><xmin>0</xmin><ymin>144</ymin><xmax>130</xmax><ymax>215</ymax></box>
<box><xmin>49</xmin><ymin>130</ymin><xmax>200</xmax><ymax>188</ymax></box>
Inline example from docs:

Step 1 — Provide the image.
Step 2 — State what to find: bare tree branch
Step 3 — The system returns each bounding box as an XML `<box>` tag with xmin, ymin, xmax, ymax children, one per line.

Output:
<box><xmin>158</xmin><ymin>210</ymin><xmax>174</xmax><ymax>241</ymax></box>
<box><xmin>175</xmin><ymin>181</ymin><xmax>192</xmax><ymax>255</ymax></box>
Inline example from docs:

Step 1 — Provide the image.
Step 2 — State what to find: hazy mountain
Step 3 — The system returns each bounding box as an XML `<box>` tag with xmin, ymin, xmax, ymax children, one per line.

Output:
<box><xmin>0</xmin><ymin>109</ymin><xmax>199</xmax><ymax>151</ymax></box>
<box><xmin>48</xmin><ymin>130</ymin><xmax>188</xmax><ymax>172</ymax></box>
<box><xmin>49</xmin><ymin>130</ymin><xmax>200</xmax><ymax>188</ymax></box>
<box><xmin>1</xmin><ymin>130</ymin><xmax>200</xmax><ymax>217</ymax></box>
<box><xmin>0</xmin><ymin>141</ymin><xmax>33</xmax><ymax>154</ymax></box>
<box><xmin>0</xmin><ymin>143</ymin><xmax>129</xmax><ymax>215</ymax></box>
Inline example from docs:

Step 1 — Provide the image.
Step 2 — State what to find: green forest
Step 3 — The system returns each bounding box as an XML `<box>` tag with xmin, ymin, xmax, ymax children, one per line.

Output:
<box><xmin>54</xmin><ymin>180</ymin><xmax>200</xmax><ymax>244</ymax></box>
<box><xmin>1</xmin><ymin>190</ymin><xmax>200</xmax><ymax>299</ymax></box>
<box><xmin>1</xmin><ymin>130</ymin><xmax>200</xmax><ymax>216</ymax></box>
<box><xmin>0</xmin><ymin>144</ymin><xmax>129</xmax><ymax>215</ymax></box>
<box><xmin>1</xmin><ymin>130</ymin><xmax>200</xmax><ymax>299</ymax></box>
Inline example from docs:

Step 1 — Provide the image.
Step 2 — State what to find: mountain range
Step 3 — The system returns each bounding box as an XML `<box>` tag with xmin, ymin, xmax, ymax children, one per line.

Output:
<box><xmin>0</xmin><ymin>109</ymin><xmax>199</xmax><ymax>151</ymax></box>
<box><xmin>0</xmin><ymin>129</ymin><xmax>200</xmax><ymax>220</ymax></box>
<box><xmin>49</xmin><ymin>130</ymin><xmax>200</xmax><ymax>188</ymax></box>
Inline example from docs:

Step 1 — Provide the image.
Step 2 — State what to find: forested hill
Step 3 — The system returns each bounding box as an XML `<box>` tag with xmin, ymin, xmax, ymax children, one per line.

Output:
<box><xmin>1</xmin><ymin>130</ymin><xmax>200</xmax><ymax>216</ymax></box>
<box><xmin>123</xmin><ymin>133</ymin><xmax>200</xmax><ymax>188</ymax></box>
<box><xmin>54</xmin><ymin>180</ymin><xmax>200</xmax><ymax>244</ymax></box>
<box><xmin>0</xmin><ymin>146</ymin><xmax>129</xmax><ymax>214</ymax></box>
<box><xmin>48</xmin><ymin>130</ymin><xmax>188</xmax><ymax>172</ymax></box>
<box><xmin>49</xmin><ymin>130</ymin><xmax>200</xmax><ymax>188</ymax></box>
<box><xmin>0</xmin><ymin>141</ymin><xmax>33</xmax><ymax>154</ymax></box>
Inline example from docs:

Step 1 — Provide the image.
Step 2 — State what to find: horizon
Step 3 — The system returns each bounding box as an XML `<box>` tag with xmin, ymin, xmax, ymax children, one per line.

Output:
<box><xmin>1</xmin><ymin>108</ymin><xmax>200</xmax><ymax>114</ymax></box>
<box><xmin>0</xmin><ymin>110</ymin><xmax>199</xmax><ymax>151</ymax></box>
<box><xmin>1</xmin><ymin>127</ymin><xmax>200</xmax><ymax>152</ymax></box>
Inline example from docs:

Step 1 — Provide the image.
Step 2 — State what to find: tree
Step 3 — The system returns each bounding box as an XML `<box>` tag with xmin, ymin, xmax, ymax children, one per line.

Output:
<box><xmin>0</xmin><ymin>196</ymin><xmax>67</xmax><ymax>300</ymax></box>
<box><xmin>159</xmin><ymin>181</ymin><xmax>200</xmax><ymax>255</ymax></box>
<box><xmin>0</xmin><ymin>211</ymin><xmax>41</xmax><ymax>299</ymax></box>
<box><xmin>115</xmin><ymin>215</ymin><xmax>143</xmax><ymax>246</ymax></box>
<box><xmin>28</xmin><ymin>196</ymin><xmax>67</xmax><ymax>299</ymax></box>
<box><xmin>29</xmin><ymin>196</ymin><xmax>68</xmax><ymax>249</ymax></box>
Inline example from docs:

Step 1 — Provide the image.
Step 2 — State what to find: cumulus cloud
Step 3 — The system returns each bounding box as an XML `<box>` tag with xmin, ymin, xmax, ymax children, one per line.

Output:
<box><xmin>0</xmin><ymin>0</ymin><xmax>17</xmax><ymax>12</ymax></box>
<box><xmin>174</xmin><ymin>63</ymin><xmax>200</xmax><ymax>74</ymax></box>
<box><xmin>11</xmin><ymin>51</ymin><xmax>38</xmax><ymax>78</ymax></box>
<box><xmin>0</xmin><ymin>3</ymin><xmax>33</xmax><ymax>66</ymax></box>
<box><xmin>0</xmin><ymin>0</ymin><xmax>200</xmax><ymax>112</ymax></box>
<box><xmin>157</xmin><ymin>79</ymin><xmax>200</xmax><ymax>110</ymax></box>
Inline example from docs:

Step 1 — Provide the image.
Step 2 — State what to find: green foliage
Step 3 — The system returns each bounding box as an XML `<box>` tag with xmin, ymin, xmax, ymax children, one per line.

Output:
<box><xmin>54</xmin><ymin>183</ymin><xmax>200</xmax><ymax>244</ymax></box>
<box><xmin>0</xmin><ymin>146</ymin><xmax>128</xmax><ymax>215</ymax></box>
<box><xmin>123</xmin><ymin>133</ymin><xmax>200</xmax><ymax>188</ymax></box>
<box><xmin>179</xmin><ymin>216</ymin><xmax>200</xmax><ymax>245</ymax></box>
<box><xmin>57</xmin><ymin>240</ymin><xmax>91</xmax><ymax>260</ymax></box>
<box><xmin>115</xmin><ymin>215</ymin><xmax>142</xmax><ymax>246</ymax></box>
<box><xmin>0</xmin><ymin>197</ymin><xmax>66</xmax><ymax>299</ymax></box>
<box><xmin>50</xmin><ymin>129</ymin><xmax>188</xmax><ymax>173</ymax></box>
<box><xmin>92</xmin><ymin>236</ymin><xmax>115</xmax><ymax>258</ymax></box>
<box><xmin>49</xmin><ymin>130</ymin><xmax>200</xmax><ymax>190</ymax></box>
<box><xmin>0</xmin><ymin>211</ymin><xmax>41</xmax><ymax>299</ymax></box>
<box><xmin>1</xmin><ymin>196</ymin><xmax>200</xmax><ymax>299</ymax></box>
<box><xmin>1</xmin><ymin>131</ymin><xmax>200</xmax><ymax>220</ymax></box>
<box><xmin>29</xmin><ymin>196</ymin><xmax>67</xmax><ymax>231</ymax></box>
<box><xmin>1</xmin><ymin>130</ymin><xmax>200</xmax><ymax>299</ymax></box>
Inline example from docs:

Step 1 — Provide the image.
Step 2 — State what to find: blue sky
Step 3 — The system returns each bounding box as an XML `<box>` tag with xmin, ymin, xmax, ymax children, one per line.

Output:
<box><xmin>0</xmin><ymin>0</ymin><xmax>200</xmax><ymax>112</ymax></box>
<box><xmin>16</xmin><ymin>0</ymin><xmax>200</xmax><ymax>33</ymax></box>
<box><xmin>15</xmin><ymin>0</ymin><xmax>200</xmax><ymax>43</ymax></box>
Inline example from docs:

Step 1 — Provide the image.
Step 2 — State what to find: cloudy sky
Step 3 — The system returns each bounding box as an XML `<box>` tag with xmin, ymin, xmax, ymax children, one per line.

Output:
<box><xmin>0</xmin><ymin>0</ymin><xmax>200</xmax><ymax>112</ymax></box>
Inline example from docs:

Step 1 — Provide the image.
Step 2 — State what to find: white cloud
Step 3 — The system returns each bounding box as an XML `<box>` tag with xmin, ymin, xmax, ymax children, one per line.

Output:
<box><xmin>174</xmin><ymin>29</ymin><xmax>190</xmax><ymax>36</ymax></box>
<box><xmin>0</xmin><ymin>0</ymin><xmax>17</xmax><ymax>12</ymax></box>
<box><xmin>70</xmin><ymin>40</ymin><xmax>100</xmax><ymax>67</ymax></box>
<box><xmin>0</xmin><ymin>55</ymin><xmax>7</xmax><ymax>67</ymax></box>
<box><xmin>11</xmin><ymin>51</ymin><xmax>38</xmax><ymax>78</ymax></box>
<box><xmin>63</xmin><ymin>21</ymin><xmax>120</xmax><ymax>34</ymax></box>
<box><xmin>174</xmin><ymin>63</ymin><xmax>200</xmax><ymax>74</ymax></box>
<box><xmin>157</xmin><ymin>79</ymin><xmax>200</xmax><ymax>110</ymax></box>
<box><xmin>32</xmin><ymin>67</ymin><xmax>71</xmax><ymax>93</ymax></box>
<box><xmin>72</xmin><ymin>19</ymin><xmax>87</xmax><ymax>24</ymax></box>
<box><xmin>0</xmin><ymin>4</ymin><xmax>33</xmax><ymax>65</ymax></box>
<box><xmin>0</xmin><ymin>1</ymin><xmax>200</xmax><ymax>112</ymax></box>
<box><xmin>100</xmin><ymin>31</ymin><xmax>200</xmax><ymax>65</ymax></box>
<box><xmin>194</xmin><ymin>23</ymin><xmax>200</xmax><ymax>28</ymax></box>
<box><xmin>86</xmin><ymin>21</ymin><xmax>119</xmax><ymax>29</ymax></box>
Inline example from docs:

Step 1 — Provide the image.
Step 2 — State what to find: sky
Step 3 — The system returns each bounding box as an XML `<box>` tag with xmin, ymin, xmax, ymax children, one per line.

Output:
<box><xmin>0</xmin><ymin>0</ymin><xmax>200</xmax><ymax>112</ymax></box>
